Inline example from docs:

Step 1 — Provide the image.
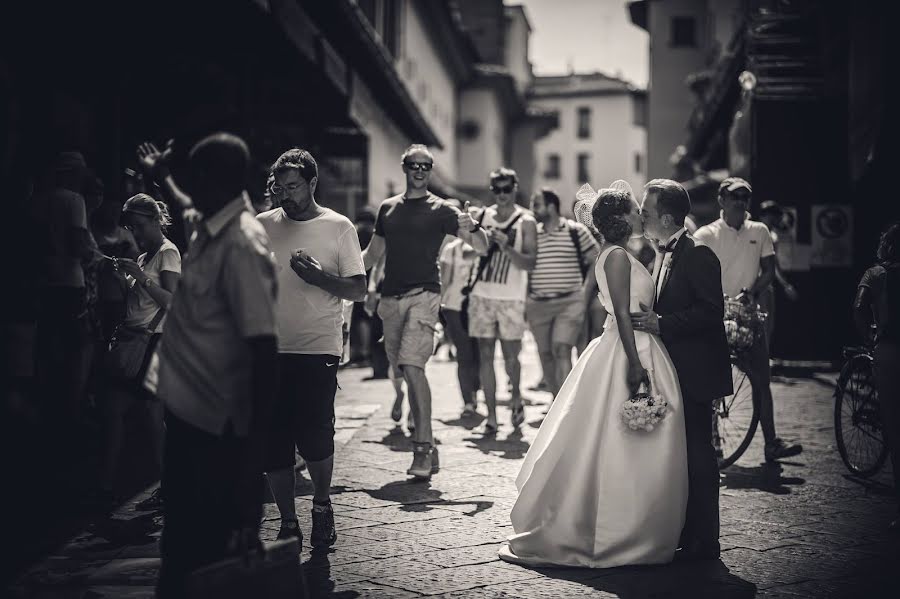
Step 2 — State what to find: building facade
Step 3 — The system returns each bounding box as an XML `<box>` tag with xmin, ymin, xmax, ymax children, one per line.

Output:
<box><xmin>529</xmin><ymin>73</ymin><xmax>647</xmax><ymax>215</ymax></box>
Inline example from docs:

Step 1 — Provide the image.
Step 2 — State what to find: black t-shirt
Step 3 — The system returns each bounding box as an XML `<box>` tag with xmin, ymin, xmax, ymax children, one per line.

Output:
<box><xmin>374</xmin><ymin>193</ymin><xmax>460</xmax><ymax>296</ymax></box>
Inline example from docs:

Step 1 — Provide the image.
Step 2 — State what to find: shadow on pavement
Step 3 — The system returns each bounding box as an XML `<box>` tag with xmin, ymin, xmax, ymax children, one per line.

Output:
<box><xmin>842</xmin><ymin>473</ymin><xmax>895</xmax><ymax>497</ymax></box>
<box><xmin>518</xmin><ymin>558</ymin><xmax>757</xmax><ymax>598</ymax></box>
<box><xmin>720</xmin><ymin>462</ymin><xmax>805</xmax><ymax>494</ymax></box>
<box><xmin>302</xmin><ymin>547</ymin><xmax>336</xmax><ymax>598</ymax></box>
<box><xmin>463</xmin><ymin>429</ymin><xmax>530</xmax><ymax>459</ymax></box>
<box><xmin>361</xmin><ymin>480</ymin><xmax>494</xmax><ymax>515</ymax></box>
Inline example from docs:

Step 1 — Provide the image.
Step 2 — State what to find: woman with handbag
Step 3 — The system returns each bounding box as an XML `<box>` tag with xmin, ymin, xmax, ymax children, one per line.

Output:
<box><xmin>95</xmin><ymin>193</ymin><xmax>181</xmax><ymax>510</ymax></box>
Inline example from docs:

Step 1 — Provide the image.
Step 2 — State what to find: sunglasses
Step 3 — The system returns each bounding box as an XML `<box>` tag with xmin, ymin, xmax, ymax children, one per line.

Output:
<box><xmin>404</xmin><ymin>162</ymin><xmax>433</xmax><ymax>172</ymax></box>
<box><xmin>491</xmin><ymin>184</ymin><xmax>515</xmax><ymax>194</ymax></box>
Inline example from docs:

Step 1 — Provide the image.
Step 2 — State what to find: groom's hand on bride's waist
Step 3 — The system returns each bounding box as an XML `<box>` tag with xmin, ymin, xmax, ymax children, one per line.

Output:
<box><xmin>630</xmin><ymin>303</ymin><xmax>660</xmax><ymax>335</ymax></box>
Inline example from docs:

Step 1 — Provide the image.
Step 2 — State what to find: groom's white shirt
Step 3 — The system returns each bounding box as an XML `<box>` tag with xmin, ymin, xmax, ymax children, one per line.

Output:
<box><xmin>654</xmin><ymin>227</ymin><xmax>688</xmax><ymax>300</ymax></box>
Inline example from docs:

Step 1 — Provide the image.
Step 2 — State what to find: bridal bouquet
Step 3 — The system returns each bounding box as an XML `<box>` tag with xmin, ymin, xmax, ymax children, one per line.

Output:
<box><xmin>620</xmin><ymin>386</ymin><xmax>669</xmax><ymax>432</ymax></box>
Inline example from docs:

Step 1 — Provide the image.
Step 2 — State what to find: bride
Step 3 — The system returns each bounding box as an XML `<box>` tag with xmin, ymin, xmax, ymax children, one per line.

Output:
<box><xmin>499</xmin><ymin>182</ymin><xmax>688</xmax><ymax>568</ymax></box>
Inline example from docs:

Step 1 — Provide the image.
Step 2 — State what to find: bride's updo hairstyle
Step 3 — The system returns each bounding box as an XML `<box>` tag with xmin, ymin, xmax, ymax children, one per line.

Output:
<box><xmin>592</xmin><ymin>189</ymin><xmax>633</xmax><ymax>243</ymax></box>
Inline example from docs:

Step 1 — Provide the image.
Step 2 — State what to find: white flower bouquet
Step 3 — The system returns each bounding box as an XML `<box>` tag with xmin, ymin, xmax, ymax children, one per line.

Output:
<box><xmin>620</xmin><ymin>383</ymin><xmax>669</xmax><ymax>432</ymax></box>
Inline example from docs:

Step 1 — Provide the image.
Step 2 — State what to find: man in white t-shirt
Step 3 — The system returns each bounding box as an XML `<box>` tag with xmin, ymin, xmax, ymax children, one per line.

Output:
<box><xmin>257</xmin><ymin>149</ymin><xmax>366</xmax><ymax>552</ymax></box>
<box><xmin>694</xmin><ymin>177</ymin><xmax>802</xmax><ymax>462</ymax></box>
<box><xmin>467</xmin><ymin>168</ymin><xmax>537</xmax><ymax>434</ymax></box>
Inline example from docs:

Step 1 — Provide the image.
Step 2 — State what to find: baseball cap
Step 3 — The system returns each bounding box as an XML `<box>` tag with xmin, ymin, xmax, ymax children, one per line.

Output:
<box><xmin>719</xmin><ymin>177</ymin><xmax>752</xmax><ymax>194</ymax></box>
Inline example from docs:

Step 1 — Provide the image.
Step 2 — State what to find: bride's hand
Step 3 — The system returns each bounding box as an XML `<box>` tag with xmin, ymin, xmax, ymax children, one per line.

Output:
<box><xmin>627</xmin><ymin>363</ymin><xmax>649</xmax><ymax>396</ymax></box>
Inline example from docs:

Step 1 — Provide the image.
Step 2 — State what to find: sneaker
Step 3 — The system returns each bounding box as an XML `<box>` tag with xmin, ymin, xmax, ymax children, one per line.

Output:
<box><xmin>135</xmin><ymin>487</ymin><xmax>163</xmax><ymax>512</ymax></box>
<box><xmin>310</xmin><ymin>503</ymin><xmax>337</xmax><ymax>548</ymax></box>
<box><xmin>407</xmin><ymin>444</ymin><xmax>434</xmax><ymax>480</ymax></box>
<box><xmin>764</xmin><ymin>438</ymin><xmax>803</xmax><ymax>462</ymax></box>
<box><xmin>528</xmin><ymin>380</ymin><xmax>549</xmax><ymax>392</ymax></box>
<box><xmin>276</xmin><ymin>519</ymin><xmax>303</xmax><ymax>552</ymax></box>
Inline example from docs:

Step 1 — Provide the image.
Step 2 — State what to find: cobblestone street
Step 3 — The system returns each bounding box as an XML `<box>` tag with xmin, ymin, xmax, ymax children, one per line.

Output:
<box><xmin>11</xmin><ymin>339</ymin><xmax>900</xmax><ymax>598</ymax></box>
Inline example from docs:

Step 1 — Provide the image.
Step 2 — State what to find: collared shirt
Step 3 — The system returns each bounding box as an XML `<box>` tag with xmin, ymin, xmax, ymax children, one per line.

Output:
<box><xmin>529</xmin><ymin>218</ymin><xmax>597</xmax><ymax>299</ymax></box>
<box><xmin>154</xmin><ymin>196</ymin><xmax>278</xmax><ymax>436</ymax></box>
<box><xmin>654</xmin><ymin>227</ymin><xmax>688</xmax><ymax>299</ymax></box>
<box><xmin>694</xmin><ymin>213</ymin><xmax>774</xmax><ymax>297</ymax></box>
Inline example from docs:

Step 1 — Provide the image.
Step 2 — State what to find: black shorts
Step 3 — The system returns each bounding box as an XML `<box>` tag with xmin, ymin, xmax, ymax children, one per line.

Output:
<box><xmin>265</xmin><ymin>353</ymin><xmax>339</xmax><ymax>469</ymax></box>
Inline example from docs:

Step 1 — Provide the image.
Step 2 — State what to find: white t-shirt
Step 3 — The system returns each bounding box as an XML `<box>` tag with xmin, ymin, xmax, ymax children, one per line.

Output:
<box><xmin>257</xmin><ymin>207</ymin><xmax>365</xmax><ymax>356</ymax></box>
<box><xmin>125</xmin><ymin>237</ymin><xmax>181</xmax><ymax>332</ymax></box>
<box><xmin>471</xmin><ymin>206</ymin><xmax>533</xmax><ymax>301</ymax></box>
<box><xmin>694</xmin><ymin>214</ymin><xmax>775</xmax><ymax>297</ymax></box>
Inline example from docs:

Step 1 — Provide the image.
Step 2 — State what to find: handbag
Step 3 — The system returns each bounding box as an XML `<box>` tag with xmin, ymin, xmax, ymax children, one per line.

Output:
<box><xmin>186</xmin><ymin>537</ymin><xmax>306</xmax><ymax>599</ymax></box>
<box><xmin>460</xmin><ymin>211</ymin><xmax>523</xmax><ymax>331</ymax></box>
<box><xmin>105</xmin><ymin>308</ymin><xmax>165</xmax><ymax>380</ymax></box>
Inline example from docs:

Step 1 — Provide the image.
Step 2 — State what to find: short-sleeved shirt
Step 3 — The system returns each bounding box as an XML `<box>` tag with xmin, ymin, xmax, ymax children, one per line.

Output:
<box><xmin>257</xmin><ymin>207</ymin><xmax>365</xmax><ymax>356</ymax></box>
<box><xmin>859</xmin><ymin>264</ymin><xmax>899</xmax><ymax>343</ymax></box>
<box><xmin>155</xmin><ymin>196</ymin><xmax>278</xmax><ymax>437</ymax></box>
<box><xmin>694</xmin><ymin>214</ymin><xmax>775</xmax><ymax>297</ymax></box>
<box><xmin>529</xmin><ymin>219</ymin><xmax>597</xmax><ymax>299</ymax></box>
<box><xmin>124</xmin><ymin>237</ymin><xmax>181</xmax><ymax>332</ymax></box>
<box><xmin>439</xmin><ymin>238</ymin><xmax>478</xmax><ymax>311</ymax></box>
<box><xmin>374</xmin><ymin>193</ymin><xmax>460</xmax><ymax>296</ymax></box>
<box><xmin>32</xmin><ymin>188</ymin><xmax>88</xmax><ymax>288</ymax></box>
<box><xmin>471</xmin><ymin>207</ymin><xmax>534</xmax><ymax>301</ymax></box>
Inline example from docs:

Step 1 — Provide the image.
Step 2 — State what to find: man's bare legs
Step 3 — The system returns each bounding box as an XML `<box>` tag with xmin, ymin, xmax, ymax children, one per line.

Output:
<box><xmin>477</xmin><ymin>338</ymin><xmax>499</xmax><ymax>428</ymax></box>
<box><xmin>401</xmin><ymin>365</ymin><xmax>432</xmax><ymax>445</ymax></box>
<box><xmin>551</xmin><ymin>342</ymin><xmax>574</xmax><ymax>397</ymax></box>
<box><xmin>500</xmin><ymin>340</ymin><xmax>523</xmax><ymax>418</ymax></box>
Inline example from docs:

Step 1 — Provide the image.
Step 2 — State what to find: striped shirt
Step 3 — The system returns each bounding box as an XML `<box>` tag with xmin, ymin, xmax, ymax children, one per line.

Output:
<box><xmin>529</xmin><ymin>219</ymin><xmax>597</xmax><ymax>299</ymax></box>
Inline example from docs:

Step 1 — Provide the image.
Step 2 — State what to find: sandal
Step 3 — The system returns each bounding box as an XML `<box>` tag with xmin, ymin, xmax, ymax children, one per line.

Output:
<box><xmin>511</xmin><ymin>402</ymin><xmax>525</xmax><ymax>428</ymax></box>
<box><xmin>483</xmin><ymin>422</ymin><xmax>498</xmax><ymax>436</ymax></box>
<box><xmin>391</xmin><ymin>402</ymin><xmax>402</xmax><ymax>423</ymax></box>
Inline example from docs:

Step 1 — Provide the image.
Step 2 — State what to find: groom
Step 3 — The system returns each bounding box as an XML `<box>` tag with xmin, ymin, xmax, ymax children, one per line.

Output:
<box><xmin>631</xmin><ymin>179</ymin><xmax>732</xmax><ymax>561</ymax></box>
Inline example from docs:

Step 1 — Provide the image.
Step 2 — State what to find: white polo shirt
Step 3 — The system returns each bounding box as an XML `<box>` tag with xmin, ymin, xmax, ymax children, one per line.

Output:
<box><xmin>694</xmin><ymin>213</ymin><xmax>774</xmax><ymax>297</ymax></box>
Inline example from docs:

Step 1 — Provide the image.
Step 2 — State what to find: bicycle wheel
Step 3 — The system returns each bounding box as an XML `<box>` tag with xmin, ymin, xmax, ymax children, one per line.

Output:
<box><xmin>834</xmin><ymin>355</ymin><xmax>887</xmax><ymax>477</ymax></box>
<box><xmin>716</xmin><ymin>357</ymin><xmax>759</xmax><ymax>469</ymax></box>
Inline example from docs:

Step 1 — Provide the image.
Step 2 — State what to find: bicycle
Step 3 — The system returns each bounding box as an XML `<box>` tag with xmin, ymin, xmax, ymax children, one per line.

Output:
<box><xmin>833</xmin><ymin>345</ymin><xmax>887</xmax><ymax>477</ymax></box>
<box><xmin>714</xmin><ymin>297</ymin><xmax>763</xmax><ymax>469</ymax></box>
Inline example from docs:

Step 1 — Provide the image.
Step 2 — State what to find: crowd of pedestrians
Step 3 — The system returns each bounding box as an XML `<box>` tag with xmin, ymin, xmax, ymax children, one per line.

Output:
<box><xmin>9</xmin><ymin>124</ymin><xmax>900</xmax><ymax>594</ymax></box>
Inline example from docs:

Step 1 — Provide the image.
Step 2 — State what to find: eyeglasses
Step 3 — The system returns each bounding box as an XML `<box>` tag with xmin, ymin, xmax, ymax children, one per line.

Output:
<box><xmin>491</xmin><ymin>184</ymin><xmax>515</xmax><ymax>194</ymax></box>
<box><xmin>271</xmin><ymin>181</ymin><xmax>305</xmax><ymax>194</ymax></box>
<box><xmin>404</xmin><ymin>162</ymin><xmax>433</xmax><ymax>172</ymax></box>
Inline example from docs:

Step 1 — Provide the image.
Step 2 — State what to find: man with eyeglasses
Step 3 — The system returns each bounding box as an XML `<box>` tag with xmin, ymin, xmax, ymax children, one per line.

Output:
<box><xmin>466</xmin><ymin>168</ymin><xmax>537</xmax><ymax>434</ymax></box>
<box><xmin>256</xmin><ymin>149</ymin><xmax>367</xmax><ymax>551</ymax></box>
<box><xmin>694</xmin><ymin>177</ymin><xmax>802</xmax><ymax>462</ymax></box>
<box><xmin>361</xmin><ymin>144</ymin><xmax>488</xmax><ymax>479</ymax></box>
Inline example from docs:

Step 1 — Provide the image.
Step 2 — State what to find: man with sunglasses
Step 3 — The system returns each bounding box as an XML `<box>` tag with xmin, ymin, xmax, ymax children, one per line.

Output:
<box><xmin>694</xmin><ymin>177</ymin><xmax>802</xmax><ymax>462</ymax></box>
<box><xmin>362</xmin><ymin>144</ymin><xmax>488</xmax><ymax>480</ymax></box>
<box><xmin>467</xmin><ymin>168</ymin><xmax>537</xmax><ymax>434</ymax></box>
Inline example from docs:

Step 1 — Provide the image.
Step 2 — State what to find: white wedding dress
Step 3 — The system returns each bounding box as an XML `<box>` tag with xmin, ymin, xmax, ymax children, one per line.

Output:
<box><xmin>500</xmin><ymin>245</ymin><xmax>688</xmax><ymax>568</ymax></box>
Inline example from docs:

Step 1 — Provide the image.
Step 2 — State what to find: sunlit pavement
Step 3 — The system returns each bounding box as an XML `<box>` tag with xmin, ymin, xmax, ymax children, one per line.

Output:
<box><xmin>10</xmin><ymin>336</ymin><xmax>899</xmax><ymax>597</ymax></box>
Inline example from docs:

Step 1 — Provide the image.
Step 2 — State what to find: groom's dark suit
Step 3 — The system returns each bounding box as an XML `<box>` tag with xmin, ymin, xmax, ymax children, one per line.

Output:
<box><xmin>655</xmin><ymin>233</ymin><xmax>732</xmax><ymax>555</ymax></box>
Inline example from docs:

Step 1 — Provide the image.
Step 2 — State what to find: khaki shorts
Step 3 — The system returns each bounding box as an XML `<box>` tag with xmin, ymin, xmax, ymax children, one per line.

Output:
<box><xmin>377</xmin><ymin>289</ymin><xmax>440</xmax><ymax>369</ymax></box>
<box><xmin>467</xmin><ymin>295</ymin><xmax>526</xmax><ymax>341</ymax></box>
<box><xmin>526</xmin><ymin>294</ymin><xmax>584</xmax><ymax>349</ymax></box>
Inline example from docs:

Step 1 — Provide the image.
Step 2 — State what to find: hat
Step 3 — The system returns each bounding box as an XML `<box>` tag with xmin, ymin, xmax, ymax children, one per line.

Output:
<box><xmin>719</xmin><ymin>177</ymin><xmax>752</xmax><ymax>194</ymax></box>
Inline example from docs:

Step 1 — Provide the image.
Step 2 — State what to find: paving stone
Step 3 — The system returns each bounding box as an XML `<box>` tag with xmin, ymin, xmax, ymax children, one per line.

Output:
<box><xmin>332</xmin><ymin>555</ymin><xmax>442</xmax><ymax>579</ymax></box>
<box><xmin>405</xmin><ymin>543</ymin><xmax>503</xmax><ymax>568</ymax></box>
<box><xmin>84</xmin><ymin>558</ymin><xmax>160</xmax><ymax>585</ymax></box>
<box><xmin>382</xmin><ymin>561</ymin><xmax>542</xmax><ymax>595</ymax></box>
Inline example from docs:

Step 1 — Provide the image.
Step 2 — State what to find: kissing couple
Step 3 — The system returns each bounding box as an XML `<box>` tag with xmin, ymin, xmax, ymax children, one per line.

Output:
<box><xmin>500</xmin><ymin>178</ymin><xmax>732</xmax><ymax>567</ymax></box>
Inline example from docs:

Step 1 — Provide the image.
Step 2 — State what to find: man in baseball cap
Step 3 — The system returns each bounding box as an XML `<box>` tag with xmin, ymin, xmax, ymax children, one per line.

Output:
<box><xmin>695</xmin><ymin>177</ymin><xmax>803</xmax><ymax>463</ymax></box>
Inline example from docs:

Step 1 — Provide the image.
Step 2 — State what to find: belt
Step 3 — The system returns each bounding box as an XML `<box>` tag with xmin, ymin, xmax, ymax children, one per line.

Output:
<box><xmin>528</xmin><ymin>291</ymin><xmax>577</xmax><ymax>302</ymax></box>
<box><xmin>387</xmin><ymin>288</ymin><xmax>428</xmax><ymax>300</ymax></box>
